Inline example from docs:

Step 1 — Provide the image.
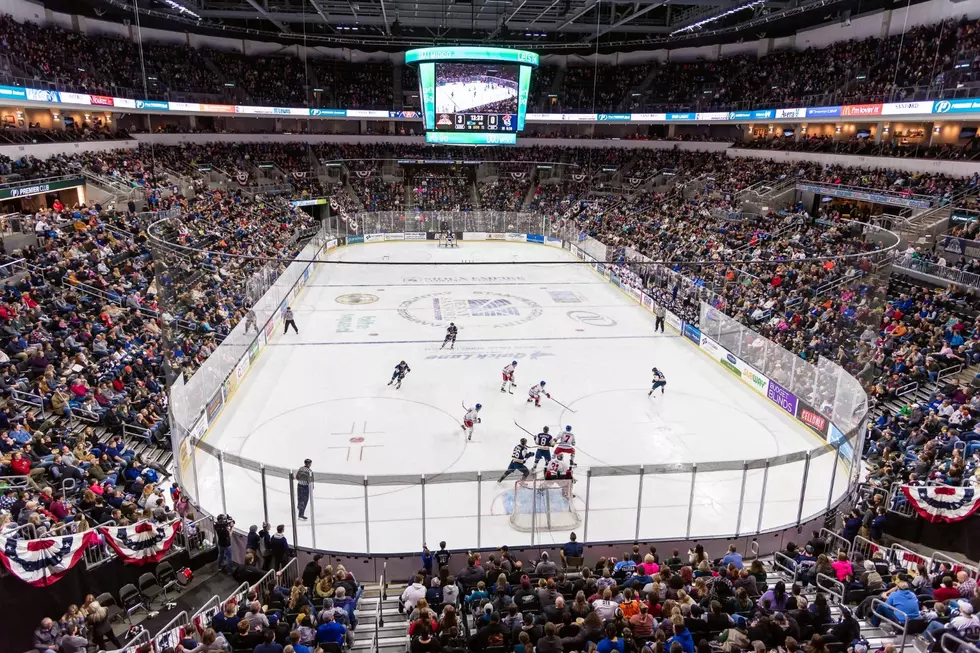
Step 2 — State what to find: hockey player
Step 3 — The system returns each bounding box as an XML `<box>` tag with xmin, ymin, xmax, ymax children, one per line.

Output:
<box><xmin>648</xmin><ymin>367</ymin><xmax>666</xmax><ymax>397</ymax></box>
<box><xmin>441</xmin><ymin>323</ymin><xmax>458</xmax><ymax>350</ymax></box>
<box><xmin>461</xmin><ymin>403</ymin><xmax>482</xmax><ymax>441</ymax></box>
<box><xmin>500</xmin><ymin>360</ymin><xmax>518</xmax><ymax>393</ymax></box>
<box><xmin>554</xmin><ymin>425</ymin><xmax>576</xmax><ymax>467</ymax></box>
<box><xmin>527</xmin><ymin>381</ymin><xmax>550</xmax><ymax>407</ymax></box>
<box><xmin>387</xmin><ymin>361</ymin><xmax>411</xmax><ymax>389</ymax></box>
<box><xmin>545</xmin><ymin>452</ymin><xmax>571</xmax><ymax>481</ymax></box>
<box><xmin>498</xmin><ymin>438</ymin><xmax>533</xmax><ymax>483</ymax></box>
<box><xmin>445</xmin><ymin>231</ymin><xmax>457</xmax><ymax>248</ymax></box>
<box><xmin>530</xmin><ymin>426</ymin><xmax>554</xmax><ymax>473</ymax></box>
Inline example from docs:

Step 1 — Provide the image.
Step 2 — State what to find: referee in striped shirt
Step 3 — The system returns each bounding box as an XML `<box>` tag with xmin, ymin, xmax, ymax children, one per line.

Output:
<box><xmin>296</xmin><ymin>458</ymin><xmax>313</xmax><ymax>520</ymax></box>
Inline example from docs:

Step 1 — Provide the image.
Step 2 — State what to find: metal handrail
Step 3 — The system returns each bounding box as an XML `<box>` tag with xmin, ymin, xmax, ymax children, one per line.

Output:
<box><xmin>799</xmin><ymin>179</ymin><xmax>938</xmax><ymax>205</ymax></box>
<box><xmin>773</xmin><ymin>551</ymin><xmax>798</xmax><ymax>583</ymax></box>
<box><xmin>819</xmin><ymin>527</ymin><xmax>852</xmax><ymax>555</ymax></box>
<box><xmin>931</xmin><ymin>551</ymin><xmax>980</xmax><ymax>581</ymax></box>
<box><xmin>815</xmin><ymin>572</ymin><xmax>846</xmax><ymax>605</ymax></box>
<box><xmin>870</xmin><ymin>598</ymin><xmax>909</xmax><ymax>652</ymax></box>
<box><xmin>190</xmin><ymin>596</ymin><xmax>221</xmax><ymax>636</ymax></box>
<box><xmin>940</xmin><ymin>631</ymin><xmax>980</xmax><ymax>653</ymax></box>
<box><xmin>153</xmin><ymin>611</ymin><xmax>191</xmax><ymax>651</ymax></box>
<box><xmin>890</xmin><ymin>542</ymin><xmax>927</xmax><ymax>572</ymax></box>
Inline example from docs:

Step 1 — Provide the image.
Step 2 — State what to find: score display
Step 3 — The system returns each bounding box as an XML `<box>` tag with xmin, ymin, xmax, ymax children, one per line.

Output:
<box><xmin>406</xmin><ymin>46</ymin><xmax>538</xmax><ymax>145</ymax></box>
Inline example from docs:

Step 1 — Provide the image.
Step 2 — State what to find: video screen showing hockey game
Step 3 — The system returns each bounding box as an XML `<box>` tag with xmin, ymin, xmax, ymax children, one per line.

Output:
<box><xmin>434</xmin><ymin>62</ymin><xmax>520</xmax><ymax>132</ymax></box>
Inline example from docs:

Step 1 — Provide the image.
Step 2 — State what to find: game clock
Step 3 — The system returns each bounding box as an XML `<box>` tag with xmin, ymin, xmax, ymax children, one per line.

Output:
<box><xmin>436</xmin><ymin>112</ymin><xmax>517</xmax><ymax>132</ymax></box>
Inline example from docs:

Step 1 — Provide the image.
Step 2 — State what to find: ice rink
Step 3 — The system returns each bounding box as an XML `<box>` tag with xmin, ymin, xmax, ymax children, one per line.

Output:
<box><xmin>436</xmin><ymin>80</ymin><xmax>517</xmax><ymax>113</ymax></box>
<box><xmin>195</xmin><ymin>241</ymin><xmax>847</xmax><ymax>552</ymax></box>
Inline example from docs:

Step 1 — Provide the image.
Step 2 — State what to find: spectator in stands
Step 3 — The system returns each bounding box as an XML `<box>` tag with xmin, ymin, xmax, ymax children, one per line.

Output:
<box><xmin>721</xmin><ymin>545</ymin><xmax>743</xmax><ymax>570</ymax></box>
<box><xmin>253</xmin><ymin>628</ymin><xmax>283</xmax><ymax>653</ymax></box>
<box><xmin>402</xmin><ymin>575</ymin><xmax>428</xmax><ymax>613</ymax></box>
<box><xmin>871</xmin><ymin>581</ymin><xmax>919</xmax><ymax>626</ymax></box>
<box><xmin>33</xmin><ymin>617</ymin><xmax>61</xmax><ymax>652</ymax></box>
<box><xmin>271</xmin><ymin>524</ymin><xmax>290</xmax><ymax>570</ymax></box>
<box><xmin>315</xmin><ymin>611</ymin><xmax>347</xmax><ymax>648</ymax></box>
<box><xmin>536</xmin><ymin>552</ymin><xmax>558</xmax><ymax>577</ymax></box>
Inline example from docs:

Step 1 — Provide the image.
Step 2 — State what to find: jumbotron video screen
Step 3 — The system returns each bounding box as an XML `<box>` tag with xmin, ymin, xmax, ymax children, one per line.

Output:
<box><xmin>434</xmin><ymin>63</ymin><xmax>520</xmax><ymax>132</ymax></box>
<box><xmin>406</xmin><ymin>46</ymin><xmax>539</xmax><ymax>145</ymax></box>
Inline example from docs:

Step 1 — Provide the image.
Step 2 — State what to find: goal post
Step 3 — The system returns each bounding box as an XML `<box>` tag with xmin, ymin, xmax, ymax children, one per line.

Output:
<box><xmin>437</xmin><ymin>232</ymin><xmax>459</xmax><ymax>247</ymax></box>
<box><xmin>510</xmin><ymin>477</ymin><xmax>580</xmax><ymax>533</ymax></box>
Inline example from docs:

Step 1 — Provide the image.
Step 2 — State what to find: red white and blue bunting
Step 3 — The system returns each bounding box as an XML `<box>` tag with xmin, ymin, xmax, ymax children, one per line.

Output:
<box><xmin>0</xmin><ymin>530</ymin><xmax>99</xmax><ymax>586</ymax></box>
<box><xmin>902</xmin><ymin>485</ymin><xmax>980</xmax><ymax>523</ymax></box>
<box><xmin>99</xmin><ymin>520</ymin><xmax>182</xmax><ymax>565</ymax></box>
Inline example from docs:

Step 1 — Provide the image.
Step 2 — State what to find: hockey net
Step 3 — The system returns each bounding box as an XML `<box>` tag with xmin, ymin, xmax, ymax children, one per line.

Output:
<box><xmin>510</xmin><ymin>478</ymin><xmax>580</xmax><ymax>532</ymax></box>
<box><xmin>437</xmin><ymin>233</ymin><xmax>458</xmax><ymax>247</ymax></box>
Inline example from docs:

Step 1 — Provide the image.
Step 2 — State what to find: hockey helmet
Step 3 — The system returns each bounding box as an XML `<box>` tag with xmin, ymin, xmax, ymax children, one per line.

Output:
<box><xmin>512</xmin><ymin>360</ymin><xmax>518</xmax><ymax>365</ymax></box>
<box><xmin>540</xmin><ymin>380</ymin><xmax>546</xmax><ymax>386</ymax></box>
<box><xmin>475</xmin><ymin>403</ymin><xmax>482</xmax><ymax>410</ymax></box>
<box><xmin>565</xmin><ymin>425</ymin><xmax>572</xmax><ymax>432</ymax></box>
<box><xmin>542</xmin><ymin>426</ymin><xmax>550</xmax><ymax>433</ymax></box>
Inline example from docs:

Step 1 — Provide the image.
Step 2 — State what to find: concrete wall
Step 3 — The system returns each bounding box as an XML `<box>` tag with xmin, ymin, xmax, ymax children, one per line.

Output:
<box><xmin>0</xmin><ymin>138</ymin><xmax>138</xmax><ymax>160</ymax></box>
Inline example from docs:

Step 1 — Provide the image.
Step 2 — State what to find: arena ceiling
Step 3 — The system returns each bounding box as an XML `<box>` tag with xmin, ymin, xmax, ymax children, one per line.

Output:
<box><xmin>69</xmin><ymin>0</ymin><xmax>915</xmax><ymax>50</ymax></box>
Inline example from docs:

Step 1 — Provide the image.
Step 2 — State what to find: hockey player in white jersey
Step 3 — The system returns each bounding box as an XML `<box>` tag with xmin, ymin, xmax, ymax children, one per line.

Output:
<box><xmin>461</xmin><ymin>403</ymin><xmax>482</xmax><ymax>441</ymax></box>
<box><xmin>498</xmin><ymin>438</ymin><xmax>533</xmax><ymax>483</ymax></box>
<box><xmin>527</xmin><ymin>381</ymin><xmax>550</xmax><ymax>407</ymax></box>
<box><xmin>500</xmin><ymin>361</ymin><xmax>518</xmax><ymax>393</ymax></box>
<box><xmin>545</xmin><ymin>453</ymin><xmax>571</xmax><ymax>481</ymax></box>
<box><xmin>530</xmin><ymin>426</ymin><xmax>554</xmax><ymax>472</ymax></box>
<box><xmin>554</xmin><ymin>425</ymin><xmax>576</xmax><ymax>467</ymax></box>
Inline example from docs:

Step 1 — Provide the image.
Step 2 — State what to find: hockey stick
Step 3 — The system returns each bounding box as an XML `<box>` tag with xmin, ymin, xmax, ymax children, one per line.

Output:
<box><xmin>513</xmin><ymin>420</ymin><xmax>536</xmax><ymax>438</ymax></box>
<box><xmin>549</xmin><ymin>396</ymin><xmax>577</xmax><ymax>413</ymax></box>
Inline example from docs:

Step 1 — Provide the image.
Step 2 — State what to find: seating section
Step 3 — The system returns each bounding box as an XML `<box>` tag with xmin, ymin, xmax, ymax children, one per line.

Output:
<box><xmin>0</xmin><ymin>14</ymin><xmax>979</xmax><ymax>110</ymax></box>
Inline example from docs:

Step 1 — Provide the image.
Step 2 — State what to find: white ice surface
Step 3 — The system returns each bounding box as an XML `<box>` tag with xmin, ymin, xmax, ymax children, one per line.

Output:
<box><xmin>193</xmin><ymin>242</ymin><xmax>847</xmax><ymax>553</ymax></box>
<box><xmin>436</xmin><ymin>81</ymin><xmax>517</xmax><ymax>113</ymax></box>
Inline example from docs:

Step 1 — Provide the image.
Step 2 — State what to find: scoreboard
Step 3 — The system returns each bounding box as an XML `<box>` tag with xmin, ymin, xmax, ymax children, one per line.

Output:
<box><xmin>436</xmin><ymin>112</ymin><xmax>518</xmax><ymax>132</ymax></box>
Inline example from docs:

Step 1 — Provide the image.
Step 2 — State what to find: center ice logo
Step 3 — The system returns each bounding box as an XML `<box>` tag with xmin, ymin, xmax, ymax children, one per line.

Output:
<box><xmin>398</xmin><ymin>291</ymin><xmax>542</xmax><ymax>328</ymax></box>
<box><xmin>466</xmin><ymin>298</ymin><xmax>520</xmax><ymax>317</ymax></box>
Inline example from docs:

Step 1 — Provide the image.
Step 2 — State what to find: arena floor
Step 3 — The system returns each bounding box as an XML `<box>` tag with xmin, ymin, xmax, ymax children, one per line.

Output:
<box><xmin>195</xmin><ymin>241</ymin><xmax>846</xmax><ymax>552</ymax></box>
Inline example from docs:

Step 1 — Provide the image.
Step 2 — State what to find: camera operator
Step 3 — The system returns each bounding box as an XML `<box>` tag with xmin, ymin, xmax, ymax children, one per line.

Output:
<box><xmin>215</xmin><ymin>514</ymin><xmax>235</xmax><ymax>573</ymax></box>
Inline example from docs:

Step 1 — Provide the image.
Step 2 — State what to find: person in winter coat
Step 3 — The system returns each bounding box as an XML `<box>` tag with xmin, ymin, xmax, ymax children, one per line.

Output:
<box><xmin>666</xmin><ymin>621</ymin><xmax>695</xmax><ymax>653</ymax></box>
<box><xmin>402</xmin><ymin>574</ymin><xmax>428</xmax><ymax>613</ymax></box>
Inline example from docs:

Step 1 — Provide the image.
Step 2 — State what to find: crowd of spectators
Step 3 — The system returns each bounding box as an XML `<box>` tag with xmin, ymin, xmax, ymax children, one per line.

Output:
<box><xmin>744</xmin><ymin>135</ymin><xmax>980</xmax><ymax>162</ymax></box>
<box><xmin>1</xmin><ymin>12</ymin><xmax>979</xmax><ymax>111</ymax></box>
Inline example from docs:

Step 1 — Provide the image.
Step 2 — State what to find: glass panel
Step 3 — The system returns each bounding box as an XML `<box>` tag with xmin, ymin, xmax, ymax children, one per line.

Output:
<box><xmin>425</xmin><ymin>481</ymin><xmax>479</xmax><ymax>549</ymax></box>
<box><xmin>368</xmin><ymin>483</ymin><xmax>423</xmax><ymax>554</ymax></box>
<box><xmin>688</xmin><ymin>469</ymin><xmax>741</xmax><ymax>539</ymax></box>
<box><xmin>760</xmin><ymin>459</ymin><xmax>805</xmax><ymax>532</ymax></box>
<box><xmin>585</xmin><ymin>474</ymin><xmax>640</xmax><ymax>542</ymax></box>
<box><xmin>480</xmin><ymin>476</ymin><xmax>532</xmax><ymax>547</ymax></box>
<box><xmin>311</xmin><ymin>481</ymin><xmax>366</xmax><ymax>552</ymax></box>
<box><xmin>639</xmin><ymin>471</ymin><xmax>692</xmax><ymax>540</ymax></box>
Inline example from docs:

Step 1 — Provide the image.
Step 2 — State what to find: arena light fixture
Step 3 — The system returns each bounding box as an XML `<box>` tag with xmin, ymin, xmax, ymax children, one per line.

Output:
<box><xmin>161</xmin><ymin>0</ymin><xmax>201</xmax><ymax>20</ymax></box>
<box><xmin>670</xmin><ymin>0</ymin><xmax>766</xmax><ymax>35</ymax></box>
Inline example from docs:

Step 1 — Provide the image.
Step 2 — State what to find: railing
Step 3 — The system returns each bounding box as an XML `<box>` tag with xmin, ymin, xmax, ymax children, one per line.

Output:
<box><xmin>890</xmin><ymin>542</ymin><xmax>928</xmax><ymax>573</ymax></box>
<box><xmin>773</xmin><ymin>551</ymin><xmax>799</xmax><ymax>583</ymax></box>
<box><xmin>84</xmin><ymin>521</ymin><xmax>118</xmax><ymax>570</ymax></box>
<box><xmin>869</xmin><ymin>599</ymin><xmax>909</xmax><ymax>652</ymax></box>
<box><xmin>886</xmin><ymin>483</ymin><xmax>917</xmax><ymax>519</ymax></box>
<box><xmin>222</xmin><ymin>582</ymin><xmax>250</xmax><ymax>612</ymax></box>
<box><xmin>0</xmin><ymin>257</ymin><xmax>26</xmax><ymax>278</ymax></box>
<box><xmin>278</xmin><ymin>557</ymin><xmax>299</xmax><ymax>589</ymax></box>
<box><xmin>815</xmin><ymin>572</ymin><xmax>846</xmax><ymax>605</ymax></box>
<box><xmin>113</xmin><ymin>626</ymin><xmax>151</xmax><ymax>653</ymax></box>
<box><xmin>851</xmin><ymin>534</ymin><xmax>883</xmax><ymax>562</ymax></box>
<box><xmin>938</xmin><ymin>363</ymin><xmax>965</xmax><ymax>382</ymax></box>
<box><xmin>819</xmin><ymin>527</ymin><xmax>852</xmax><ymax>556</ymax></box>
<box><xmin>10</xmin><ymin>389</ymin><xmax>43</xmax><ymax>411</ymax></box>
<box><xmin>893</xmin><ymin>254</ymin><xmax>980</xmax><ymax>289</ymax></box>
<box><xmin>798</xmin><ymin>180</ymin><xmax>937</xmax><ymax>208</ymax></box>
<box><xmin>940</xmin><ymin>631</ymin><xmax>980</xmax><ymax>653</ymax></box>
<box><xmin>179</xmin><ymin>515</ymin><xmax>217</xmax><ymax>558</ymax></box>
<box><xmin>190</xmin><ymin>596</ymin><xmax>222</xmax><ymax>636</ymax></box>
<box><xmin>153</xmin><ymin>611</ymin><xmax>191</xmax><ymax>651</ymax></box>
<box><xmin>930</xmin><ymin>551</ymin><xmax>980</xmax><ymax>581</ymax></box>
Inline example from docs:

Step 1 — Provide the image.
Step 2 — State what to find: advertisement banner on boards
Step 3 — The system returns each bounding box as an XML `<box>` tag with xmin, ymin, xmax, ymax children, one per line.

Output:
<box><xmin>347</xmin><ymin>235</ymin><xmax>365</xmax><ymax>244</ymax></box>
<box><xmin>665</xmin><ymin>310</ymin><xmax>682</xmax><ymax>332</ymax></box>
<box><xmin>767</xmin><ymin>380</ymin><xmax>798</xmax><ymax>417</ymax></box>
<box><xmin>738</xmin><ymin>359</ymin><xmax>770</xmax><ymax>397</ymax></box>
<box><xmin>264</xmin><ymin>317</ymin><xmax>275</xmax><ymax>340</ymax></box>
<box><xmin>505</xmin><ymin>233</ymin><xmax>526</xmax><ymax>242</ymax></box>
<box><xmin>326</xmin><ymin>238</ymin><xmax>338</xmax><ymax>250</ymax></box>
<box><xmin>526</xmin><ymin>233</ymin><xmax>544</xmax><ymax>244</ymax></box>
<box><xmin>546</xmin><ymin>236</ymin><xmax>563</xmax><ymax>248</ymax></box>
<box><xmin>796</xmin><ymin>399</ymin><xmax>830</xmax><ymax>439</ymax></box>
<box><xmin>488</xmin><ymin>233</ymin><xmax>506</xmax><ymax>240</ymax></box>
<box><xmin>682</xmin><ymin>322</ymin><xmax>701</xmax><ymax>345</ymax></box>
<box><xmin>404</xmin><ymin>232</ymin><xmax>427</xmax><ymax>240</ymax></box>
<box><xmin>205</xmin><ymin>388</ymin><xmax>224</xmax><ymax>425</ymax></box>
<box><xmin>640</xmin><ymin>293</ymin><xmax>653</xmax><ymax>310</ymax></box>
<box><xmin>627</xmin><ymin>286</ymin><xmax>641</xmax><ymax>300</ymax></box>
<box><xmin>248</xmin><ymin>339</ymin><xmax>261</xmax><ymax>364</ymax></box>
<box><xmin>58</xmin><ymin>92</ymin><xmax>92</xmax><ymax>105</ymax></box>
<box><xmin>465</xmin><ymin>232</ymin><xmax>488</xmax><ymax>240</ymax></box>
<box><xmin>365</xmin><ymin>233</ymin><xmax>385</xmax><ymax>243</ymax></box>
<box><xmin>385</xmin><ymin>233</ymin><xmax>405</xmax><ymax>241</ymax></box>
